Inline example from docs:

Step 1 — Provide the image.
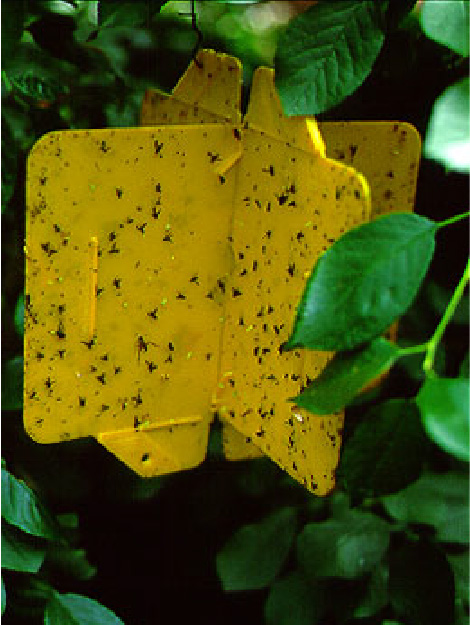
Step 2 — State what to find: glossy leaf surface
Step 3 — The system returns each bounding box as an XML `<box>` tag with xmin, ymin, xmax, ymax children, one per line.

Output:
<box><xmin>286</xmin><ymin>213</ymin><xmax>436</xmax><ymax>351</ymax></box>
<box><xmin>44</xmin><ymin>592</ymin><xmax>124</xmax><ymax>625</ymax></box>
<box><xmin>424</xmin><ymin>77</ymin><xmax>470</xmax><ymax>173</ymax></box>
<box><xmin>297</xmin><ymin>509</ymin><xmax>390</xmax><ymax>580</ymax></box>
<box><xmin>417</xmin><ymin>377</ymin><xmax>470</xmax><ymax>462</ymax></box>
<box><xmin>216</xmin><ymin>507</ymin><xmax>297</xmax><ymax>591</ymax></box>
<box><xmin>338</xmin><ymin>400</ymin><xmax>427</xmax><ymax>498</ymax></box>
<box><xmin>292</xmin><ymin>338</ymin><xmax>400</xmax><ymax>414</ymax></box>
<box><xmin>276</xmin><ymin>1</ymin><xmax>385</xmax><ymax>115</ymax></box>
<box><xmin>382</xmin><ymin>471</ymin><xmax>469</xmax><ymax>544</ymax></box>
<box><xmin>1</xmin><ymin>466</ymin><xmax>59</xmax><ymax>540</ymax></box>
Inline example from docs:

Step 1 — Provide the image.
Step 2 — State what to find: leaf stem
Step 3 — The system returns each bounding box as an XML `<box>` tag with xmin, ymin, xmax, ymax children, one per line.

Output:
<box><xmin>436</xmin><ymin>211</ymin><xmax>470</xmax><ymax>230</ymax></box>
<box><xmin>398</xmin><ymin>343</ymin><xmax>428</xmax><ymax>357</ymax></box>
<box><xmin>423</xmin><ymin>257</ymin><xmax>470</xmax><ymax>375</ymax></box>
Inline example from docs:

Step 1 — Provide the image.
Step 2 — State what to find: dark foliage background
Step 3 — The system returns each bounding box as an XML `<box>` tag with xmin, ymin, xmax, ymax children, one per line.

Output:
<box><xmin>2</xmin><ymin>2</ymin><xmax>468</xmax><ymax>624</ymax></box>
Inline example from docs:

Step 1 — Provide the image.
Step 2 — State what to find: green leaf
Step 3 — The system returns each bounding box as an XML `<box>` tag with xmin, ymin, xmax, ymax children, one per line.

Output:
<box><xmin>354</xmin><ymin>563</ymin><xmax>389</xmax><ymax>618</ymax></box>
<box><xmin>292</xmin><ymin>339</ymin><xmax>400</xmax><ymax>415</ymax></box>
<box><xmin>1</xmin><ymin>577</ymin><xmax>6</xmax><ymax>616</ymax></box>
<box><xmin>275</xmin><ymin>1</ymin><xmax>385</xmax><ymax>116</ymax></box>
<box><xmin>44</xmin><ymin>592</ymin><xmax>124</xmax><ymax>625</ymax></box>
<box><xmin>98</xmin><ymin>1</ymin><xmax>165</xmax><ymax>27</ymax></box>
<box><xmin>285</xmin><ymin>213</ymin><xmax>436</xmax><ymax>352</ymax></box>
<box><xmin>416</xmin><ymin>377</ymin><xmax>469</xmax><ymax>462</ymax></box>
<box><xmin>424</xmin><ymin>77</ymin><xmax>470</xmax><ymax>173</ymax></box>
<box><xmin>216</xmin><ymin>507</ymin><xmax>297</xmax><ymax>591</ymax></box>
<box><xmin>1</xmin><ymin>524</ymin><xmax>46</xmax><ymax>573</ymax></box>
<box><xmin>389</xmin><ymin>541</ymin><xmax>455</xmax><ymax>625</ymax></box>
<box><xmin>447</xmin><ymin>551</ymin><xmax>469</xmax><ymax>609</ymax></box>
<box><xmin>420</xmin><ymin>0</ymin><xmax>469</xmax><ymax>56</ymax></box>
<box><xmin>1</xmin><ymin>115</ymin><xmax>18</xmax><ymax>213</ymax></box>
<box><xmin>14</xmin><ymin>293</ymin><xmax>24</xmax><ymax>336</ymax></box>
<box><xmin>1</xmin><ymin>356</ymin><xmax>23</xmax><ymax>411</ymax></box>
<box><xmin>264</xmin><ymin>571</ymin><xmax>325</xmax><ymax>625</ymax></box>
<box><xmin>1</xmin><ymin>466</ymin><xmax>59</xmax><ymax>540</ymax></box>
<box><xmin>45</xmin><ymin>546</ymin><xmax>97</xmax><ymax>581</ymax></box>
<box><xmin>297</xmin><ymin>509</ymin><xmax>390</xmax><ymax>580</ymax></box>
<box><xmin>338</xmin><ymin>400</ymin><xmax>427</xmax><ymax>499</ymax></box>
<box><xmin>382</xmin><ymin>471</ymin><xmax>469</xmax><ymax>544</ymax></box>
<box><xmin>9</xmin><ymin>71</ymin><xmax>69</xmax><ymax>105</ymax></box>
<box><xmin>459</xmin><ymin>352</ymin><xmax>469</xmax><ymax>378</ymax></box>
<box><xmin>1</xmin><ymin>0</ymin><xmax>26</xmax><ymax>61</ymax></box>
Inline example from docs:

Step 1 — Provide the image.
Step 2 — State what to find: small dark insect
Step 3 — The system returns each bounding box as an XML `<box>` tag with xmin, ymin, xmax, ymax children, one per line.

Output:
<box><xmin>136</xmin><ymin>335</ymin><xmax>156</xmax><ymax>362</ymax></box>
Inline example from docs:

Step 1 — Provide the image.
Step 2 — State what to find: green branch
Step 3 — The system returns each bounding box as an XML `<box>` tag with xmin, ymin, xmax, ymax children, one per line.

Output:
<box><xmin>423</xmin><ymin>257</ymin><xmax>470</xmax><ymax>375</ymax></box>
<box><xmin>437</xmin><ymin>210</ymin><xmax>470</xmax><ymax>230</ymax></box>
<box><xmin>397</xmin><ymin>257</ymin><xmax>469</xmax><ymax>375</ymax></box>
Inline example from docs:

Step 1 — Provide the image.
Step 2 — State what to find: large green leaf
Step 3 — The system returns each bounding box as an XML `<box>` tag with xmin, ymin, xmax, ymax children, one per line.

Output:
<box><xmin>420</xmin><ymin>0</ymin><xmax>469</xmax><ymax>56</ymax></box>
<box><xmin>285</xmin><ymin>213</ymin><xmax>436</xmax><ymax>352</ymax></box>
<box><xmin>44</xmin><ymin>592</ymin><xmax>124</xmax><ymax>625</ymax></box>
<box><xmin>292</xmin><ymin>338</ymin><xmax>400</xmax><ymax>415</ymax></box>
<box><xmin>416</xmin><ymin>377</ymin><xmax>469</xmax><ymax>462</ymax></box>
<box><xmin>297</xmin><ymin>509</ymin><xmax>390</xmax><ymax>580</ymax></box>
<box><xmin>1</xmin><ymin>524</ymin><xmax>46</xmax><ymax>573</ymax></box>
<box><xmin>264</xmin><ymin>571</ymin><xmax>325</xmax><ymax>625</ymax></box>
<box><xmin>382</xmin><ymin>471</ymin><xmax>469</xmax><ymax>544</ymax></box>
<box><xmin>275</xmin><ymin>1</ymin><xmax>385</xmax><ymax>116</ymax></box>
<box><xmin>1</xmin><ymin>466</ymin><xmax>60</xmax><ymax>540</ymax></box>
<box><xmin>338</xmin><ymin>400</ymin><xmax>427</xmax><ymax>499</ymax></box>
<box><xmin>424</xmin><ymin>77</ymin><xmax>470</xmax><ymax>173</ymax></box>
<box><xmin>216</xmin><ymin>507</ymin><xmax>297</xmax><ymax>591</ymax></box>
<box><xmin>389</xmin><ymin>541</ymin><xmax>455</xmax><ymax>625</ymax></box>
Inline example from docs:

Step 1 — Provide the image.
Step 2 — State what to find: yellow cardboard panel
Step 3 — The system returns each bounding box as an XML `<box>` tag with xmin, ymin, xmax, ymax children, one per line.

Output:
<box><xmin>25</xmin><ymin>50</ymin><xmax>420</xmax><ymax>493</ymax></box>
<box><xmin>214</xmin><ymin>67</ymin><xmax>370</xmax><ymax>495</ymax></box>
<box><xmin>25</xmin><ymin>124</ymin><xmax>241</xmax><ymax>475</ymax></box>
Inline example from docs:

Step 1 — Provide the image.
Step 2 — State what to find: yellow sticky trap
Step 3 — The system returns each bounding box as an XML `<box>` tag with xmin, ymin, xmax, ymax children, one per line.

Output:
<box><xmin>25</xmin><ymin>50</ymin><xmax>420</xmax><ymax>495</ymax></box>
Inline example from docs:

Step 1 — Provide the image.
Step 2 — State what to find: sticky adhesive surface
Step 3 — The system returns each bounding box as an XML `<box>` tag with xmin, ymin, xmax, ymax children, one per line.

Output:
<box><xmin>25</xmin><ymin>50</ymin><xmax>420</xmax><ymax>494</ymax></box>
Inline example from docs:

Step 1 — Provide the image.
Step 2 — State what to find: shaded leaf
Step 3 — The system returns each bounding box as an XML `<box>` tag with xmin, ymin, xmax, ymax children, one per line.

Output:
<box><xmin>1</xmin><ymin>115</ymin><xmax>18</xmax><ymax>213</ymax></box>
<box><xmin>354</xmin><ymin>563</ymin><xmax>389</xmax><ymax>618</ymax></box>
<box><xmin>9</xmin><ymin>71</ymin><xmax>69</xmax><ymax>106</ymax></box>
<box><xmin>389</xmin><ymin>541</ymin><xmax>454</xmax><ymax>625</ymax></box>
<box><xmin>1</xmin><ymin>466</ymin><xmax>59</xmax><ymax>540</ymax></box>
<box><xmin>1</xmin><ymin>524</ymin><xmax>46</xmax><ymax>573</ymax></box>
<box><xmin>420</xmin><ymin>0</ymin><xmax>469</xmax><ymax>56</ymax></box>
<box><xmin>459</xmin><ymin>352</ymin><xmax>469</xmax><ymax>378</ymax></box>
<box><xmin>382</xmin><ymin>471</ymin><xmax>469</xmax><ymax>544</ymax></box>
<box><xmin>447</xmin><ymin>551</ymin><xmax>469</xmax><ymax>609</ymax></box>
<box><xmin>1</xmin><ymin>356</ymin><xmax>23</xmax><ymax>411</ymax></box>
<box><xmin>416</xmin><ymin>377</ymin><xmax>469</xmax><ymax>462</ymax></box>
<box><xmin>1</xmin><ymin>577</ymin><xmax>5</xmax><ymax>616</ymax></box>
<box><xmin>292</xmin><ymin>339</ymin><xmax>400</xmax><ymax>415</ymax></box>
<box><xmin>338</xmin><ymin>400</ymin><xmax>427</xmax><ymax>499</ymax></box>
<box><xmin>297</xmin><ymin>509</ymin><xmax>390</xmax><ymax>580</ymax></box>
<box><xmin>285</xmin><ymin>213</ymin><xmax>436</xmax><ymax>352</ymax></box>
<box><xmin>424</xmin><ymin>77</ymin><xmax>470</xmax><ymax>173</ymax></box>
<box><xmin>14</xmin><ymin>293</ymin><xmax>24</xmax><ymax>336</ymax></box>
<box><xmin>275</xmin><ymin>1</ymin><xmax>385</xmax><ymax>115</ymax></box>
<box><xmin>264</xmin><ymin>570</ymin><xmax>325</xmax><ymax>625</ymax></box>
<box><xmin>44</xmin><ymin>592</ymin><xmax>124</xmax><ymax>625</ymax></box>
<box><xmin>1</xmin><ymin>0</ymin><xmax>26</xmax><ymax>61</ymax></box>
<box><xmin>98</xmin><ymin>1</ymin><xmax>165</xmax><ymax>27</ymax></box>
<box><xmin>216</xmin><ymin>507</ymin><xmax>297</xmax><ymax>591</ymax></box>
<box><xmin>45</xmin><ymin>546</ymin><xmax>97</xmax><ymax>581</ymax></box>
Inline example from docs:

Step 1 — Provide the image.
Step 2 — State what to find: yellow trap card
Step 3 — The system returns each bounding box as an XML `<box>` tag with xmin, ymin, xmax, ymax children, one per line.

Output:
<box><xmin>25</xmin><ymin>50</ymin><xmax>420</xmax><ymax>495</ymax></box>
